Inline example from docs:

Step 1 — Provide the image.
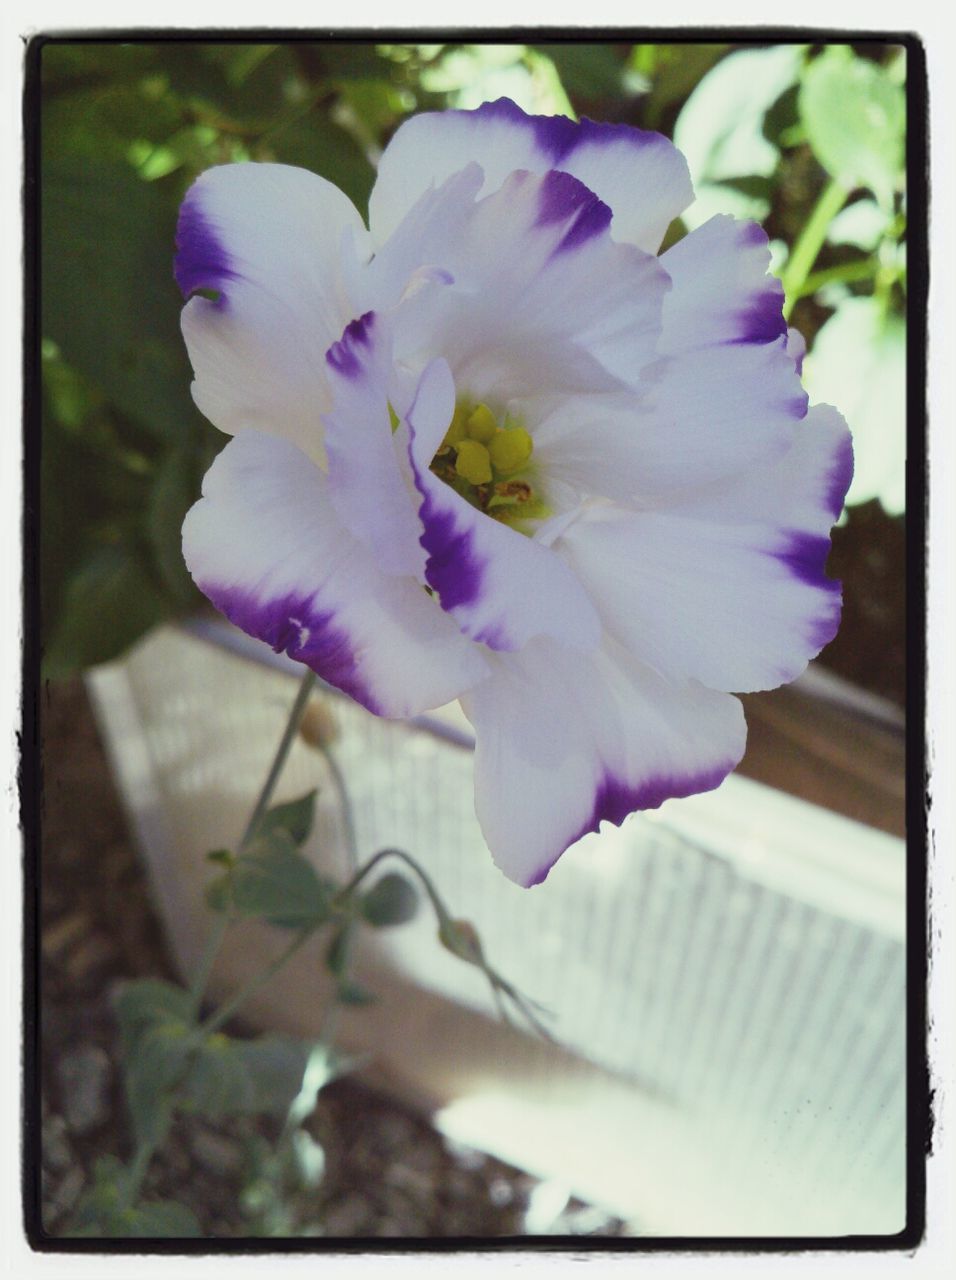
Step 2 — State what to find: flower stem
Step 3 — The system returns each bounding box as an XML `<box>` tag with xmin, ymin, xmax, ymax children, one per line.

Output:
<box><xmin>794</xmin><ymin>256</ymin><xmax>881</xmax><ymax>300</ymax></box>
<box><xmin>319</xmin><ymin>741</ymin><xmax>359</xmax><ymax>873</ymax></box>
<box><xmin>781</xmin><ymin>177</ymin><xmax>848</xmax><ymax>320</ymax></box>
<box><xmin>195</xmin><ymin>922</ymin><xmax>321</xmax><ymax>1041</ymax></box>
<box><xmin>241</xmin><ymin>670</ymin><xmax>319</xmax><ymax>849</ymax></box>
<box><xmin>187</xmin><ymin>669</ymin><xmax>318</xmax><ymax>1019</ymax></box>
<box><xmin>336</xmin><ymin>847</ymin><xmax>453</xmax><ymax>929</ymax></box>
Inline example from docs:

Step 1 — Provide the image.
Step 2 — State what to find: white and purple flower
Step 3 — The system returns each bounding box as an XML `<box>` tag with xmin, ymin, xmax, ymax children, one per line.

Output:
<box><xmin>176</xmin><ymin>98</ymin><xmax>853</xmax><ymax>888</ymax></box>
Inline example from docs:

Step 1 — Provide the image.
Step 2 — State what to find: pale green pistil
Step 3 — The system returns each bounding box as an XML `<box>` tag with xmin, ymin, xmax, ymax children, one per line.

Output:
<box><xmin>429</xmin><ymin>401</ymin><xmax>548</xmax><ymax>530</ymax></box>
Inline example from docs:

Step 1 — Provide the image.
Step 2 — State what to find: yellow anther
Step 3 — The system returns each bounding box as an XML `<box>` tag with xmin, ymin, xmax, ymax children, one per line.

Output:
<box><xmin>466</xmin><ymin>403</ymin><xmax>498</xmax><ymax>444</ymax></box>
<box><xmin>488</xmin><ymin>426</ymin><xmax>533</xmax><ymax>475</ymax></box>
<box><xmin>440</xmin><ymin>404</ymin><xmax>469</xmax><ymax>451</ymax></box>
<box><xmin>388</xmin><ymin>403</ymin><xmax>400</xmax><ymax>434</ymax></box>
<box><xmin>455</xmin><ymin>439</ymin><xmax>493</xmax><ymax>486</ymax></box>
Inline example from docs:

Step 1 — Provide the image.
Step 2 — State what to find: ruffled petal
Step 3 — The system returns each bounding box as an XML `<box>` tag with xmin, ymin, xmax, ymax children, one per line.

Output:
<box><xmin>176</xmin><ymin>163</ymin><xmax>371</xmax><ymax>463</ymax></box>
<box><xmin>182</xmin><ymin>431</ymin><xmax>488</xmax><ymax>717</ymax></box>
<box><xmin>322</xmin><ymin>311</ymin><xmax>426</xmax><ymax>578</ymax></box>
<box><xmin>658</xmin><ymin>215</ymin><xmax>787</xmax><ymax>354</ymax></box>
<box><xmin>405</xmin><ymin>359</ymin><xmax>602</xmax><ymax>653</ymax></box>
<box><xmin>461</xmin><ymin>637</ymin><xmax>746</xmax><ymax>887</ymax></box>
<box><xmin>554</xmin><ymin>405</ymin><xmax>853</xmax><ymax>692</ymax></box>
<box><xmin>533</xmin><ymin>337</ymin><xmax>807</xmax><ymax>505</ymax></box>
<box><xmin>369</xmin><ymin>97</ymin><xmax>693</xmax><ymax>255</ymax></box>
<box><xmin>361</xmin><ymin>164</ymin><xmax>669</xmax><ymax>400</ymax></box>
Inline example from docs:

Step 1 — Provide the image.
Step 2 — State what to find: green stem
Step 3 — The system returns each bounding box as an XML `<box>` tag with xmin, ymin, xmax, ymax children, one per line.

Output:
<box><xmin>335</xmin><ymin>847</ymin><xmax>452</xmax><ymax>930</ymax></box>
<box><xmin>120</xmin><ymin>669</ymin><xmax>323</xmax><ymax>1213</ymax></box>
<box><xmin>795</xmin><ymin>257</ymin><xmax>881</xmax><ymax>299</ymax></box>
<box><xmin>120</xmin><ymin>1134</ymin><xmax>159</xmax><ymax>1211</ymax></box>
<box><xmin>186</xmin><ymin>912</ymin><xmax>231</xmax><ymax>1019</ymax></box>
<box><xmin>186</xmin><ymin>669</ymin><xmax>318</xmax><ymax>1020</ymax></box>
<box><xmin>195</xmin><ymin>922</ymin><xmax>321</xmax><ymax>1041</ymax></box>
<box><xmin>781</xmin><ymin>177</ymin><xmax>848</xmax><ymax>320</ymax></box>
<box><xmin>241</xmin><ymin>670</ymin><xmax>318</xmax><ymax>849</ymax></box>
<box><xmin>319</xmin><ymin>743</ymin><xmax>359</xmax><ymax>873</ymax></box>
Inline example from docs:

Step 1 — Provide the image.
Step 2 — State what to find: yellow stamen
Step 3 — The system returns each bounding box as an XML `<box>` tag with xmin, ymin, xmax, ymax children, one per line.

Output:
<box><xmin>440</xmin><ymin>404</ymin><xmax>470</xmax><ymax>451</ymax></box>
<box><xmin>455</xmin><ymin>439</ymin><xmax>493</xmax><ymax>486</ymax></box>
<box><xmin>466</xmin><ymin>403</ymin><xmax>497</xmax><ymax>444</ymax></box>
<box><xmin>488</xmin><ymin>425</ymin><xmax>533</xmax><ymax>475</ymax></box>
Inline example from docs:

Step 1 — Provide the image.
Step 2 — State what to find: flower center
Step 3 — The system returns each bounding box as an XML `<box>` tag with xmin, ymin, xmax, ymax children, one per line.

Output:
<box><xmin>428</xmin><ymin>401</ymin><xmax>550</xmax><ymax>530</ymax></box>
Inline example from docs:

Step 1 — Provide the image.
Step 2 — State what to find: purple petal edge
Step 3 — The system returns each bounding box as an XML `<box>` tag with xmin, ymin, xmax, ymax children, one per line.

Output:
<box><xmin>417</xmin><ymin>499</ymin><xmax>484</xmax><ymax>611</ymax></box>
<box><xmin>773</xmin><ymin>531</ymin><xmax>843</xmax><ymax>652</ymax></box>
<box><xmin>732</xmin><ymin>284</ymin><xmax>788</xmax><ymax>345</ymax></box>
<box><xmin>174</xmin><ymin>186</ymin><xmax>238</xmax><ymax>299</ymax></box>
<box><xmin>826</xmin><ymin>430</ymin><xmax>855</xmax><ymax>519</ymax></box>
<box><xmin>470</xmin><ymin>97</ymin><xmax>668</xmax><ymax>164</ymax></box>
<box><xmin>326</xmin><ymin>312</ymin><xmax>376</xmax><ymax>379</ymax></box>
<box><xmin>200</xmin><ymin>583</ymin><xmax>383</xmax><ymax>716</ymax></box>
<box><xmin>525</xmin><ymin>761</ymin><xmax>736</xmax><ymax>888</ymax></box>
<box><xmin>536</xmin><ymin>169</ymin><xmax>612</xmax><ymax>254</ymax></box>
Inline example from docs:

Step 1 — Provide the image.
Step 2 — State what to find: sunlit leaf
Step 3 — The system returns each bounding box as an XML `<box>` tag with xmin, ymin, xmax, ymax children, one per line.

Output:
<box><xmin>674</xmin><ymin>44</ymin><xmax>805</xmax><ymax>229</ymax></box>
<box><xmin>802</xmin><ymin>295</ymin><xmax>905</xmax><ymax>514</ymax></box>
<box><xmin>798</xmin><ymin>46</ymin><xmax>904</xmax><ymax>206</ymax></box>
<box><xmin>826</xmin><ymin>197</ymin><xmax>891</xmax><ymax>251</ymax></box>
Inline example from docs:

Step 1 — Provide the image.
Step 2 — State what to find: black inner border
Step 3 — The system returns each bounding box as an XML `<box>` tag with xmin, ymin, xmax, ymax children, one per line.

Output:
<box><xmin>20</xmin><ymin>26</ymin><xmax>930</xmax><ymax>1258</ymax></box>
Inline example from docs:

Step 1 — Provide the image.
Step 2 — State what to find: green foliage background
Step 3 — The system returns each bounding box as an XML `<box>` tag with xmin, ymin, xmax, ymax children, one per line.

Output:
<box><xmin>36</xmin><ymin>39</ymin><xmax>908</xmax><ymax>678</ymax></box>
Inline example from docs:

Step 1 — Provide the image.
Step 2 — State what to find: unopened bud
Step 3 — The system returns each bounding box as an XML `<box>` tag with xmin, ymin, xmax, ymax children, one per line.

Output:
<box><xmin>298</xmin><ymin>697</ymin><xmax>340</xmax><ymax>750</ymax></box>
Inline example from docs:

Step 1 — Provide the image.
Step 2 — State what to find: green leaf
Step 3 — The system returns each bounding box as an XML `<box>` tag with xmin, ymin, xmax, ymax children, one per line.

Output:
<box><xmin>360</xmin><ymin>871</ymin><xmax>419</xmax><ymax>927</ymax></box>
<box><xmin>335</xmin><ymin>980</ymin><xmax>377</xmax><ymax>1007</ymax></box>
<box><xmin>798</xmin><ymin>47</ymin><xmax>905</xmax><ymax>205</ymax></box>
<box><xmin>635</xmin><ymin>43</ymin><xmax>731</xmax><ymax>127</ymax></box>
<box><xmin>42</xmin><ymin>541</ymin><xmax>172</xmax><ymax>677</ymax></box>
<box><xmin>182</xmin><ymin>1033</ymin><xmax>256</xmax><ymax>1118</ymax></box>
<box><xmin>240</xmin><ymin>1035</ymin><xmax>312</xmax><ymax>1117</ymax></box>
<box><xmin>112</xmin><ymin>978</ymin><xmax>194</xmax><ymax>1056</ymax></box>
<box><xmin>230</xmin><ymin>830</ymin><xmax>332</xmax><ymax>929</ymax></box>
<box><xmin>534</xmin><ymin>43</ymin><xmax>624</xmax><ymax>100</ymax></box>
<box><xmin>673</xmin><ymin>44</ymin><xmax>804</xmax><ymax>229</ymax></box>
<box><xmin>147</xmin><ymin>448</ymin><xmax>202</xmax><ymax>606</ymax></box>
<box><xmin>290</xmin><ymin>1129</ymin><xmax>326</xmax><ymax>1190</ymax></box>
<box><xmin>205</xmin><ymin>873</ymin><xmax>231</xmax><ymax>914</ymax></box>
<box><xmin>253</xmin><ymin>788</ymin><xmax>318</xmax><ymax>847</ymax></box>
<box><xmin>72</xmin><ymin>1183</ymin><xmax>202</xmax><ymax>1237</ymax></box>
<box><xmin>41</xmin><ymin>151</ymin><xmax>200</xmax><ymax>440</ymax></box>
<box><xmin>124</xmin><ymin>1023</ymin><xmax>192</xmax><ymax>1146</ymax></box>
<box><xmin>826</xmin><ymin>198</ymin><xmax>891</xmax><ymax>251</ymax></box>
<box><xmin>267</xmin><ymin>110</ymin><xmax>375</xmax><ymax>215</ymax></box>
<box><xmin>113</xmin><ymin>979</ymin><xmax>195</xmax><ymax>1147</ymax></box>
<box><xmin>121</xmin><ymin>1199</ymin><xmax>201</xmax><ymax>1238</ymax></box>
<box><xmin>801</xmin><ymin>295</ymin><xmax>905</xmax><ymax>514</ymax></box>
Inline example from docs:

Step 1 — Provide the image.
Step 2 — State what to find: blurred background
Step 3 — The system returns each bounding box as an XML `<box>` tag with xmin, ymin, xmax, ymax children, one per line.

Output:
<box><xmin>35</xmin><ymin>38</ymin><xmax>910</xmax><ymax>1240</ymax></box>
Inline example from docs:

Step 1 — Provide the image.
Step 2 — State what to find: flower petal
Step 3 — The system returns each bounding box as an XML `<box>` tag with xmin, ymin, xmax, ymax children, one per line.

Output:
<box><xmin>461</xmin><ymin>637</ymin><xmax>746</xmax><ymax>887</ymax></box>
<box><xmin>533</xmin><ymin>337</ymin><xmax>807</xmax><ymax>504</ymax></box>
<box><xmin>405</xmin><ymin>358</ymin><xmax>602</xmax><ymax>653</ymax></box>
<box><xmin>176</xmin><ymin>163</ymin><xmax>371</xmax><ymax>463</ymax></box>
<box><xmin>369</xmin><ymin>97</ymin><xmax>693</xmax><ymax>254</ymax></box>
<box><xmin>658</xmin><ymin>215</ymin><xmax>787</xmax><ymax>354</ymax></box>
<box><xmin>362</xmin><ymin>164</ymin><xmax>670</xmax><ymax>400</ymax></box>
<box><xmin>182</xmin><ymin>430</ymin><xmax>488</xmax><ymax>717</ymax></box>
<box><xmin>554</xmin><ymin>405</ymin><xmax>852</xmax><ymax>692</ymax></box>
<box><xmin>322</xmin><ymin>311</ymin><xmax>426</xmax><ymax>578</ymax></box>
